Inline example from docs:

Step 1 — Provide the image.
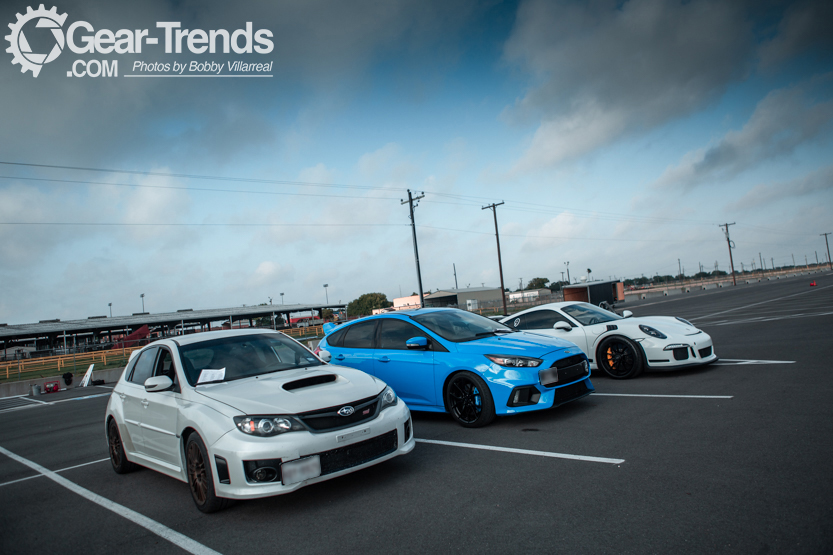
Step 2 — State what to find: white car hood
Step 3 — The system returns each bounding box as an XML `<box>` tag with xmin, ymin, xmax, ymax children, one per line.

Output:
<box><xmin>194</xmin><ymin>365</ymin><xmax>385</xmax><ymax>415</ymax></box>
<box><xmin>626</xmin><ymin>316</ymin><xmax>700</xmax><ymax>336</ymax></box>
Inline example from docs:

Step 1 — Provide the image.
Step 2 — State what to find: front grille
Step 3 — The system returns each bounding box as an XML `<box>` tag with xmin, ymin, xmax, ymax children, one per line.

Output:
<box><xmin>551</xmin><ymin>354</ymin><xmax>585</xmax><ymax>369</ymax></box>
<box><xmin>540</xmin><ymin>355</ymin><xmax>588</xmax><ymax>388</ymax></box>
<box><xmin>672</xmin><ymin>347</ymin><xmax>689</xmax><ymax>361</ymax></box>
<box><xmin>319</xmin><ymin>429</ymin><xmax>398</xmax><ymax>476</ymax></box>
<box><xmin>297</xmin><ymin>394</ymin><xmax>379</xmax><ymax>432</ymax></box>
<box><xmin>553</xmin><ymin>380</ymin><xmax>589</xmax><ymax>406</ymax></box>
<box><xmin>698</xmin><ymin>346</ymin><xmax>712</xmax><ymax>358</ymax></box>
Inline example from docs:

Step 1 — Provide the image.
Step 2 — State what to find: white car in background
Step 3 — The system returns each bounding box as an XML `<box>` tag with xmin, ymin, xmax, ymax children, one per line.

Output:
<box><xmin>105</xmin><ymin>329</ymin><xmax>413</xmax><ymax>512</ymax></box>
<box><xmin>500</xmin><ymin>302</ymin><xmax>717</xmax><ymax>379</ymax></box>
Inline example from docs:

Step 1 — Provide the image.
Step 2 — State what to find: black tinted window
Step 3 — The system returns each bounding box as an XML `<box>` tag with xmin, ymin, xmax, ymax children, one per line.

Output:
<box><xmin>342</xmin><ymin>321</ymin><xmax>378</xmax><ymax>349</ymax></box>
<box><xmin>154</xmin><ymin>349</ymin><xmax>176</xmax><ymax>382</ymax></box>
<box><xmin>129</xmin><ymin>347</ymin><xmax>157</xmax><ymax>385</ymax></box>
<box><xmin>326</xmin><ymin>326</ymin><xmax>348</xmax><ymax>347</ymax></box>
<box><xmin>379</xmin><ymin>319</ymin><xmax>426</xmax><ymax>350</ymax></box>
<box><xmin>518</xmin><ymin>310</ymin><xmax>572</xmax><ymax>330</ymax></box>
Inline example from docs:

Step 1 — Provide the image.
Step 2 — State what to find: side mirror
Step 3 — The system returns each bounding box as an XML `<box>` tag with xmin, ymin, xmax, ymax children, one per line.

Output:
<box><xmin>554</xmin><ymin>321</ymin><xmax>572</xmax><ymax>331</ymax></box>
<box><xmin>318</xmin><ymin>349</ymin><xmax>332</xmax><ymax>363</ymax></box>
<box><xmin>144</xmin><ymin>375</ymin><xmax>173</xmax><ymax>392</ymax></box>
<box><xmin>406</xmin><ymin>336</ymin><xmax>429</xmax><ymax>350</ymax></box>
<box><xmin>622</xmin><ymin>310</ymin><xmax>633</xmax><ymax>318</ymax></box>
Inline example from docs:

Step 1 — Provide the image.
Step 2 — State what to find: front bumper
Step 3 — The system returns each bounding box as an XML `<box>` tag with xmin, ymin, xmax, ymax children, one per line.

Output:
<box><xmin>209</xmin><ymin>402</ymin><xmax>413</xmax><ymax>500</ymax></box>
<box><xmin>641</xmin><ymin>334</ymin><xmax>718</xmax><ymax>370</ymax></box>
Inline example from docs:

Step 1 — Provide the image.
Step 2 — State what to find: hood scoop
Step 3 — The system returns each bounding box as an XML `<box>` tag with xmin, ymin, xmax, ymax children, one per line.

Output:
<box><xmin>282</xmin><ymin>374</ymin><xmax>338</xmax><ymax>391</ymax></box>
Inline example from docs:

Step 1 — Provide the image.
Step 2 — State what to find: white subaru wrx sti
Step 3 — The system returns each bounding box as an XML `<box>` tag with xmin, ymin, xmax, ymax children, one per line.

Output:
<box><xmin>501</xmin><ymin>302</ymin><xmax>718</xmax><ymax>379</ymax></box>
<box><xmin>105</xmin><ymin>329</ymin><xmax>414</xmax><ymax>512</ymax></box>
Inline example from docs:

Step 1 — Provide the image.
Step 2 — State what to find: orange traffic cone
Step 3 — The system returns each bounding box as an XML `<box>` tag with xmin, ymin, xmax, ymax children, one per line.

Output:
<box><xmin>810</xmin><ymin>281</ymin><xmax>817</xmax><ymax>286</ymax></box>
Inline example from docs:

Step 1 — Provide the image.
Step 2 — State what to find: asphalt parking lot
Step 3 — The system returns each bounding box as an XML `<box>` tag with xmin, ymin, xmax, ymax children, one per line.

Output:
<box><xmin>1</xmin><ymin>272</ymin><xmax>831</xmax><ymax>554</ymax></box>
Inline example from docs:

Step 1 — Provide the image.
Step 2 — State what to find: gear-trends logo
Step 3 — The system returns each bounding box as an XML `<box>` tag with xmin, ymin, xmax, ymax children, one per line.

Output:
<box><xmin>6</xmin><ymin>4</ymin><xmax>67</xmax><ymax>77</ymax></box>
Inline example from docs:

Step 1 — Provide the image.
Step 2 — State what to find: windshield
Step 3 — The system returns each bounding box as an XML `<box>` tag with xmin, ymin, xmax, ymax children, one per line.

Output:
<box><xmin>561</xmin><ymin>303</ymin><xmax>622</xmax><ymax>326</ymax></box>
<box><xmin>178</xmin><ymin>333</ymin><xmax>322</xmax><ymax>386</ymax></box>
<box><xmin>411</xmin><ymin>310</ymin><xmax>512</xmax><ymax>342</ymax></box>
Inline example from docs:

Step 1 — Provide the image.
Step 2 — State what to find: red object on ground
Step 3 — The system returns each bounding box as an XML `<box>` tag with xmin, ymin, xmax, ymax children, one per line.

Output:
<box><xmin>43</xmin><ymin>381</ymin><xmax>60</xmax><ymax>393</ymax></box>
<box><xmin>810</xmin><ymin>281</ymin><xmax>817</xmax><ymax>286</ymax></box>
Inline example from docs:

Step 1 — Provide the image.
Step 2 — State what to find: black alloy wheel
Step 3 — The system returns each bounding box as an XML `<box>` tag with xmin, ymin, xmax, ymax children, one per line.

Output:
<box><xmin>185</xmin><ymin>434</ymin><xmax>232</xmax><ymax>513</ymax></box>
<box><xmin>108</xmin><ymin>419</ymin><xmax>137</xmax><ymax>474</ymax></box>
<box><xmin>597</xmin><ymin>336</ymin><xmax>644</xmax><ymax>379</ymax></box>
<box><xmin>445</xmin><ymin>372</ymin><xmax>495</xmax><ymax>428</ymax></box>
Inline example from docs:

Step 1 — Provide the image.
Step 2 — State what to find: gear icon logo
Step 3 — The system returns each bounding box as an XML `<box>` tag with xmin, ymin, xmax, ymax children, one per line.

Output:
<box><xmin>5</xmin><ymin>4</ymin><xmax>67</xmax><ymax>77</ymax></box>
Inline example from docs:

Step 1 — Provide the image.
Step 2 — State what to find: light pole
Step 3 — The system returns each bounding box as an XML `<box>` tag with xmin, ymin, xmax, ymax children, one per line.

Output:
<box><xmin>268</xmin><ymin>297</ymin><xmax>272</xmax><ymax>305</ymax></box>
<box><xmin>324</xmin><ymin>284</ymin><xmax>329</xmax><ymax>304</ymax></box>
<box><xmin>280</xmin><ymin>292</ymin><xmax>284</xmax><ymax>304</ymax></box>
<box><xmin>140</xmin><ymin>293</ymin><xmax>145</xmax><ymax>313</ymax></box>
<box><xmin>108</xmin><ymin>303</ymin><xmax>112</xmax><ymax>317</ymax></box>
<box><xmin>564</xmin><ymin>261</ymin><xmax>570</xmax><ymax>284</ymax></box>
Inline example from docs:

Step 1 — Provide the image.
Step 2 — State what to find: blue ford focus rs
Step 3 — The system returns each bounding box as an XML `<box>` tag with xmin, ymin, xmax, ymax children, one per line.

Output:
<box><xmin>316</xmin><ymin>308</ymin><xmax>594</xmax><ymax>427</ymax></box>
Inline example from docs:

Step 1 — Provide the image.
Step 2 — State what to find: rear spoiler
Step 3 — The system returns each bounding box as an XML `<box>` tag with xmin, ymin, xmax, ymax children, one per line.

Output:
<box><xmin>322</xmin><ymin>322</ymin><xmax>341</xmax><ymax>334</ymax></box>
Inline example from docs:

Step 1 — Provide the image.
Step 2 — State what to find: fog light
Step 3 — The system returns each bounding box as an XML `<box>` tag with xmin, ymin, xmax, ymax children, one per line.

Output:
<box><xmin>508</xmin><ymin>386</ymin><xmax>541</xmax><ymax>407</ymax></box>
<box><xmin>252</xmin><ymin>467</ymin><xmax>278</xmax><ymax>482</ymax></box>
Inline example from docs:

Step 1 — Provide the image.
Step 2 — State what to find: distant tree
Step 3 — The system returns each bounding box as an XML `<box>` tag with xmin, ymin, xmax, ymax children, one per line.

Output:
<box><xmin>322</xmin><ymin>308</ymin><xmax>334</xmax><ymax>320</ymax></box>
<box><xmin>525</xmin><ymin>277</ymin><xmax>549</xmax><ymax>290</ymax></box>
<box><xmin>711</xmin><ymin>270</ymin><xmax>728</xmax><ymax>277</ymax></box>
<box><xmin>347</xmin><ymin>293</ymin><xmax>392</xmax><ymax>316</ymax></box>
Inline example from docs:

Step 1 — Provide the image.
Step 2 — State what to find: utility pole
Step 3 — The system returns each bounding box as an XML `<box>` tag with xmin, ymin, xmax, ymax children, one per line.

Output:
<box><xmin>453</xmin><ymin>263</ymin><xmax>458</xmax><ymax>289</ymax></box>
<box><xmin>771</xmin><ymin>258</ymin><xmax>774</xmax><ymax>272</ymax></box>
<box><xmin>560</xmin><ymin>271</ymin><xmax>565</xmax><ymax>283</ymax></box>
<box><xmin>719</xmin><ymin>223</ymin><xmax>737</xmax><ymax>286</ymax></box>
<box><xmin>402</xmin><ymin>190</ymin><xmax>426</xmax><ymax>307</ymax></box>
<box><xmin>564</xmin><ymin>261</ymin><xmax>570</xmax><ymax>284</ymax></box>
<box><xmin>819</xmin><ymin>233</ymin><xmax>831</xmax><ymax>270</ymax></box>
<box><xmin>792</xmin><ymin>254</ymin><xmax>795</xmax><ymax>267</ymax></box>
<box><xmin>759</xmin><ymin>252</ymin><xmax>764</xmax><ymax>275</ymax></box>
<box><xmin>678</xmin><ymin>258</ymin><xmax>682</xmax><ymax>278</ymax></box>
<box><xmin>482</xmin><ymin>201</ymin><xmax>508</xmax><ymax>316</ymax></box>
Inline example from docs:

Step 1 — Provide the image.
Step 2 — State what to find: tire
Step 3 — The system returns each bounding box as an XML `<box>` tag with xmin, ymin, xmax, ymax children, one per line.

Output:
<box><xmin>185</xmin><ymin>433</ymin><xmax>233</xmax><ymax>513</ymax></box>
<box><xmin>445</xmin><ymin>372</ymin><xmax>496</xmax><ymax>428</ymax></box>
<box><xmin>597</xmin><ymin>336</ymin><xmax>644</xmax><ymax>379</ymax></box>
<box><xmin>108</xmin><ymin>418</ymin><xmax>138</xmax><ymax>474</ymax></box>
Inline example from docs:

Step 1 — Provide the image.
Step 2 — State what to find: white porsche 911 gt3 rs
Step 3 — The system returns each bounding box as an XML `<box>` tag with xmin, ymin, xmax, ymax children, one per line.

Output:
<box><xmin>105</xmin><ymin>329</ymin><xmax>413</xmax><ymax>512</ymax></box>
<box><xmin>500</xmin><ymin>302</ymin><xmax>717</xmax><ymax>379</ymax></box>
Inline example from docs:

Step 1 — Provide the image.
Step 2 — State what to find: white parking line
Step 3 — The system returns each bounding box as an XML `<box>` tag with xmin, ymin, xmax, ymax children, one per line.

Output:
<box><xmin>594</xmin><ymin>393</ymin><xmax>733</xmax><ymax>399</ymax></box>
<box><xmin>415</xmin><ymin>438</ymin><xmax>624</xmax><ymax>464</ymax></box>
<box><xmin>0</xmin><ymin>457</ymin><xmax>109</xmax><ymax>488</ymax></box>
<box><xmin>0</xmin><ymin>445</ymin><xmax>222</xmax><ymax>555</ymax></box>
<box><xmin>713</xmin><ymin>359</ymin><xmax>795</xmax><ymax>365</ymax></box>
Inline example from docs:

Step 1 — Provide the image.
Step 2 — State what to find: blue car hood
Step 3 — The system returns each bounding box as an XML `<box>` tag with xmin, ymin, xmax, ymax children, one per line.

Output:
<box><xmin>454</xmin><ymin>331</ymin><xmax>576</xmax><ymax>357</ymax></box>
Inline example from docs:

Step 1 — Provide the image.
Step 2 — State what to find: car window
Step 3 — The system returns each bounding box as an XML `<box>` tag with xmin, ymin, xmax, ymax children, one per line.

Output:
<box><xmin>516</xmin><ymin>310</ymin><xmax>572</xmax><ymax>330</ymax></box>
<box><xmin>411</xmin><ymin>310</ymin><xmax>512</xmax><ymax>343</ymax></box>
<box><xmin>129</xmin><ymin>347</ymin><xmax>158</xmax><ymax>385</ymax></box>
<box><xmin>178</xmin><ymin>333</ymin><xmax>322</xmax><ymax>386</ymax></box>
<box><xmin>326</xmin><ymin>325</ymin><xmax>348</xmax><ymax>347</ymax></box>
<box><xmin>342</xmin><ymin>321</ymin><xmax>378</xmax><ymax>349</ymax></box>
<box><xmin>379</xmin><ymin>319</ymin><xmax>427</xmax><ymax>350</ymax></box>
<box><xmin>153</xmin><ymin>348</ymin><xmax>176</xmax><ymax>383</ymax></box>
<box><xmin>561</xmin><ymin>303</ymin><xmax>622</xmax><ymax>326</ymax></box>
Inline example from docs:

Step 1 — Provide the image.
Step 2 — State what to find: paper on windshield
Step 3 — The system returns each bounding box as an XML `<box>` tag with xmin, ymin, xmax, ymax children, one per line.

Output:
<box><xmin>197</xmin><ymin>368</ymin><xmax>226</xmax><ymax>384</ymax></box>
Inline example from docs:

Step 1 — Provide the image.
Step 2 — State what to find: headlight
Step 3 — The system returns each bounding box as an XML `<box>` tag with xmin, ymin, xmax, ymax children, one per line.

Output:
<box><xmin>380</xmin><ymin>386</ymin><xmax>398</xmax><ymax>410</ymax></box>
<box><xmin>485</xmin><ymin>354</ymin><xmax>543</xmax><ymax>367</ymax></box>
<box><xmin>675</xmin><ymin>317</ymin><xmax>694</xmax><ymax>327</ymax></box>
<box><xmin>639</xmin><ymin>325</ymin><xmax>667</xmax><ymax>339</ymax></box>
<box><xmin>233</xmin><ymin>416</ymin><xmax>305</xmax><ymax>437</ymax></box>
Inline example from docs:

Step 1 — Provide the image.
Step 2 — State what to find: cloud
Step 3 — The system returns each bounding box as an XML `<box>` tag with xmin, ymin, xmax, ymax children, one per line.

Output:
<box><xmin>652</xmin><ymin>84</ymin><xmax>833</xmax><ymax>190</ymax></box>
<box><xmin>758</xmin><ymin>0</ymin><xmax>833</xmax><ymax>69</ymax></box>
<box><xmin>726</xmin><ymin>164</ymin><xmax>833</xmax><ymax>211</ymax></box>
<box><xmin>503</xmin><ymin>0</ymin><xmax>753</xmax><ymax>171</ymax></box>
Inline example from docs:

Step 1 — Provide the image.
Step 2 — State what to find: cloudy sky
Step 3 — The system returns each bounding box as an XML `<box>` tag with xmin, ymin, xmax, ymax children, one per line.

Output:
<box><xmin>2</xmin><ymin>0</ymin><xmax>832</xmax><ymax>324</ymax></box>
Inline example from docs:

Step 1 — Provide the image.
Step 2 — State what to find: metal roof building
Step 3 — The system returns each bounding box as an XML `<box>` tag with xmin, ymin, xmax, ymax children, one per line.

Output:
<box><xmin>0</xmin><ymin>303</ymin><xmax>345</xmax><ymax>353</ymax></box>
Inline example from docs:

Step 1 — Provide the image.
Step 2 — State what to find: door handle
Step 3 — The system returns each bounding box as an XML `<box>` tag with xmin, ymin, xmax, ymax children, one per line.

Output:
<box><xmin>335</xmin><ymin>354</ymin><xmax>345</xmax><ymax>361</ymax></box>
<box><xmin>141</xmin><ymin>400</ymin><xmax>149</xmax><ymax>408</ymax></box>
<box><xmin>118</xmin><ymin>393</ymin><xmax>126</xmax><ymax>400</ymax></box>
<box><xmin>378</xmin><ymin>356</ymin><xmax>390</xmax><ymax>363</ymax></box>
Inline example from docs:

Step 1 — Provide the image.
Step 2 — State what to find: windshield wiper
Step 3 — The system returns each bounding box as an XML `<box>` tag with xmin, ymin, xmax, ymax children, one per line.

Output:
<box><xmin>196</xmin><ymin>379</ymin><xmax>226</xmax><ymax>386</ymax></box>
<box><xmin>474</xmin><ymin>329</ymin><xmax>513</xmax><ymax>337</ymax></box>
